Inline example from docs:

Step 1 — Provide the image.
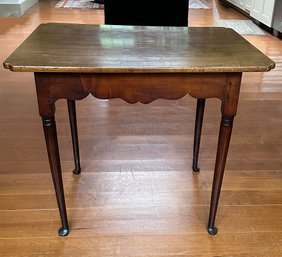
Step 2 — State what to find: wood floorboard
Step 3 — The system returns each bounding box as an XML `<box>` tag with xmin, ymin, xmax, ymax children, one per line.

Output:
<box><xmin>0</xmin><ymin>233</ymin><xmax>281</xmax><ymax>257</ymax></box>
<box><xmin>0</xmin><ymin>205</ymin><xmax>282</xmax><ymax>236</ymax></box>
<box><xmin>0</xmin><ymin>0</ymin><xmax>281</xmax><ymax>256</ymax></box>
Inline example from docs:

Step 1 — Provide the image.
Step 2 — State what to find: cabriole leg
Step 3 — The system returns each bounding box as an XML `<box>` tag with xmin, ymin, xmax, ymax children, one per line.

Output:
<box><xmin>67</xmin><ymin>100</ymin><xmax>81</xmax><ymax>174</ymax></box>
<box><xmin>207</xmin><ymin>115</ymin><xmax>234</xmax><ymax>235</ymax></box>
<box><xmin>42</xmin><ymin>117</ymin><xmax>69</xmax><ymax>237</ymax></box>
<box><xmin>192</xmin><ymin>98</ymin><xmax>206</xmax><ymax>172</ymax></box>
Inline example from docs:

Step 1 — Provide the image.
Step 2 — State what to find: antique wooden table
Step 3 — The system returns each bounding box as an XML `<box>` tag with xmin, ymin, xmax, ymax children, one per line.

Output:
<box><xmin>3</xmin><ymin>23</ymin><xmax>275</xmax><ymax>237</ymax></box>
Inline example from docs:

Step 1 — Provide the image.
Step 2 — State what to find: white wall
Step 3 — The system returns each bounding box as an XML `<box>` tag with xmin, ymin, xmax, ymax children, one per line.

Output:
<box><xmin>0</xmin><ymin>0</ymin><xmax>38</xmax><ymax>17</ymax></box>
<box><xmin>0</xmin><ymin>0</ymin><xmax>24</xmax><ymax>4</ymax></box>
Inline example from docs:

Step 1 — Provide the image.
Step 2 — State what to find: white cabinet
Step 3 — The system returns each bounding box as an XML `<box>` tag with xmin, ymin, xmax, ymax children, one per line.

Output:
<box><xmin>251</xmin><ymin>0</ymin><xmax>264</xmax><ymax>17</ymax></box>
<box><xmin>226</xmin><ymin>0</ymin><xmax>239</xmax><ymax>7</ymax></box>
<box><xmin>250</xmin><ymin>0</ymin><xmax>276</xmax><ymax>27</ymax></box>
<box><xmin>0</xmin><ymin>0</ymin><xmax>38</xmax><ymax>17</ymax></box>
<box><xmin>244</xmin><ymin>0</ymin><xmax>253</xmax><ymax>11</ymax></box>
<box><xmin>225</xmin><ymin>0</ymin><xmax>276</xmax><ymax>28</ymax></box>
<box><xmin>238</xmin><ymin>0</ymin><xmax>246</xmax><ymax>10</ymax></box>
<box><xmin>226</xmin><ymin>0</ymin><xmax>254</xmax><ymax>12</ymax></box>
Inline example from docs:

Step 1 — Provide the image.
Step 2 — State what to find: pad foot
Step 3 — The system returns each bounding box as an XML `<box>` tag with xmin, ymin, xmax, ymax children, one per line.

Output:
<box><xmin>58</xmin><ymin>227</ymin><xmax>69</xmax><ymax>237</ymax></box>
<box><xmin>208</xmin><ymin>226</ymin><xmax>218</xmax><ymax>235</ymax></box>
<box><xmin>73</xmin><ymin>166</ymin><xmax>81</xmax><ymax>175</ymax></box>
<box><xmin>192</xmin><ymin>165</ymin><xmax>200</xmax><ymax>172</ymax></box>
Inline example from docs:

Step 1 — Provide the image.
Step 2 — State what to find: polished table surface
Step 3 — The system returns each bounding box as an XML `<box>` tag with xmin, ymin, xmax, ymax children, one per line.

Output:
<box><xmin>3</xmin><ymin>23</ymin><xmax>275</xmax><ymax>237</ymax></box>
<box><xmin>4</xmin><ymin>23</ymin><xmax>274</xmax><ymax>73</ymax></box>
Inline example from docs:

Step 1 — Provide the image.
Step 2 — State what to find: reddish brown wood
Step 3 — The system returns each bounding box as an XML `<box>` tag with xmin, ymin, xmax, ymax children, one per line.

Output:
<box><xmin>34</xmin><ymin>72</ymin><xmax>240</xmax><ymax>116</ymax></box>
<box><xmin>67</xmin><ymin>100</ymin><xmax>81</xmax><ymax>175</ymax></box>
<box><xmin>42</xmin><ymin>117</ymin><xmax>69</xmax><ymax>236</ymax></box>
<box><xmin>34</xmin><ymin>71</ymin><xmax>242</xmax><ymax>236</ymax></box>
<box><xmin>208</xmin><ymin>73</ymin><xmax>242</xmax><ymax>234</ymax></box>
<box><xmin>4</xmin><ymin>23</ymin><xmax>275</xmax><ymax>237</ymax></box>
<box><xmin>193</xmin><ymin>99</ymin><xmax>206</xmax><ymax>172</ymax></box>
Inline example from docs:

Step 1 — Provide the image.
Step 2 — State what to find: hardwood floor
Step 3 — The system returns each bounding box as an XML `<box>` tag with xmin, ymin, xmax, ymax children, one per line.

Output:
<box><xmin>0</xmin><ymin>0</ymin><xmax>281</xmax><ymax>256</ymax></box>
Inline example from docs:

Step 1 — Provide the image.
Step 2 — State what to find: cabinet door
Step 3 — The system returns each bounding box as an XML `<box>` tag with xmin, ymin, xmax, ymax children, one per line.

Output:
<box><xmin>244</xmin><ymin>0</ymin><xmax>253</xmax><ymax>11</ymax></box>
<box><xmin>250</xmin><ymin>0</ymin><xmax>264</xmax><ymax>20</ymax></box>
<box><xmin>238</xmin><ymin>0</ymin><xmax>245</xmax><ymax>9</ymax></box>
<box><xmin>250</xmin><ymin>0</ymin><xmax>276</xmax><ymax>27</ymax></box>
<box><xmin>228</xmin><ymin>0</ymin><xmax>253</xmax><ymax>12</ymax></box>
<box><xmin>227</xmin><ymin>0</ymin><xmax>240</xmax><ymax>7</ymax></box>
<box><xmin>233</xmin><ymin>0</ymin><xmax>240</xmax><ymax>6</ymax></box>
<box><xmin>260</xmin><ymin>0</ymin><xmax>276</xmax><ymax>26</ymax></box>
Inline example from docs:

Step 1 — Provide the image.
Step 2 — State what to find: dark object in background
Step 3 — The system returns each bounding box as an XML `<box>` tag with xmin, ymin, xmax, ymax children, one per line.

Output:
<box><xmin>273</xmin><ymin>0</ymin><xmax>282</xmax><ymax>36</ymax></box>
<box><xmin>104</xmin><ymin>0</ymin><xmax>189</xmax><ymax>27</ymax></box>
<box><xmin>92</xmin><ymin>0</ymin><xmax>104</xmax><ymax>4</ymax></box>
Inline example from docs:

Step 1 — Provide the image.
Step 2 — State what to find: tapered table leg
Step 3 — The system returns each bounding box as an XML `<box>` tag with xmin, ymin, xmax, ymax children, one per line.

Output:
<box><xmin>67</xmin><ymin>100</ymin><xmax>81</xmax><ymax>174</ymax></box>
<box><xmin>42</xmin><ymin>117</ymin><xmax>69</xmax><ymax>237</ymax></box>
<box><xmin>192</xmin><ymin>99</ymin><xmax>206</xmax><ymax>172</ymax></box>
<box><xmin>207</xmin><ymin>115</ymin><xmax>234</xmax><ymax>235</ymax></box>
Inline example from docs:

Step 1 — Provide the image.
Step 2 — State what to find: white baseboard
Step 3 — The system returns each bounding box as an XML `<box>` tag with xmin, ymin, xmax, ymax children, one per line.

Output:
<box><xmin>0</xmin><ymin>0</ymin><xmax>38</xmax><ymax>17</ymax></box>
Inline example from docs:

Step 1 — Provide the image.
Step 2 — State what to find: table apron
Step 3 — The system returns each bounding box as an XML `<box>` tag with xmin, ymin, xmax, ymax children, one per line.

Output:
<box><xmin>34</xmin><ymin>72</ymin><xmax>242</xmax><ymax>117</ymax></box>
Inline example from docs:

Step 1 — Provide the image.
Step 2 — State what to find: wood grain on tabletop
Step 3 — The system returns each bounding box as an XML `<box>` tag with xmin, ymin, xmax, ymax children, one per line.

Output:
<box><xmin>3</xmin><ymin>23</ymin><xmax>275</xmax><ymax>73</ymax></box>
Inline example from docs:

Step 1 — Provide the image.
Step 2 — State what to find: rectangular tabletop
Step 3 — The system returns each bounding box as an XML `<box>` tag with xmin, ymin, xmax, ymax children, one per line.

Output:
<box><xmin>3</xmin><ymin>23</ymin><xmax>275</xmax><ymax>73</ymax></box>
